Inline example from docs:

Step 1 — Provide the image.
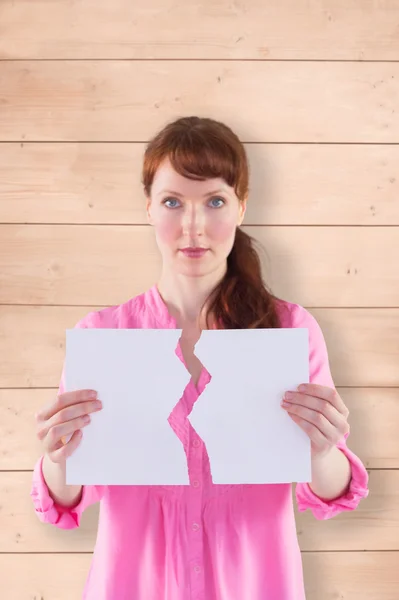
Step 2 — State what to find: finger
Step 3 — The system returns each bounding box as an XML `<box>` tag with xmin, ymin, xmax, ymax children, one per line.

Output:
<box><xmin>36</xmin><ymin>398</ymin><xmax>101</xmax><ymax>442</ymax></box>
<box><xmin>42</xmin><ymin>414</ymin><xmax>92</xmax><ymax>454</ymax></box>
<box><xmin>35</xmin><ymin>389</ymin><xmax>98</xmax><ymax>423</ymax></box>
<box><xmin>282</xmin><ymin>403</ymin><xmax>343</xmax><ymax>442</ymax></box>
<box><xmin>36</xmin><ymin>398</ymin><xmax>102</xmax><ymax>442</ymax></box>
<box><xmin>288</xmin><ymin>413</ymin><xmax>327</xmax><ymax>447</ymax></box>
<box><xmin>295</xmin><ymin>384</ymin><xmax>349</xmax><ymax>417</ymax></box>
<box><xmin>50</xmin><ymin>429</ymin><xmax>84</xmax><ymax>462</ymax></box>
<box><xmin>61</xmin><ymin>433</ymin><xmax>73</xmax><ymax>446</ymax></box>
<box><xmin>282</xmin><ymin>393</ymin><xmax>347</xmax><ymax>431</ymax></box>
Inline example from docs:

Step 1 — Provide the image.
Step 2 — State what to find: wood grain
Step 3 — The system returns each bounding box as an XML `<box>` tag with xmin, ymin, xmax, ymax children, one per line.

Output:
<box><xmin>1</xmin><ymin>142</ymin><xmax>398</xmax><ymax>225</ymax></box>
<box><xmin>302</xmin><ymin>552</ymin><xmax>399</xmax><ymax>600</ymax></box>
<box><xmin>1</xmin><ymin>306</ymin><xmax>397</xmax><ymax>388</ymax></box>
<box><xmin>0</xmin><ymin>0</ymin><xmax>398</xmax><ymax>60</ymax></box>
<box><xmin>0</xmin><ymin>61</ymin><xmax>398</xmax><ymax>142</ymax></box>
<box><xmin>1</xmin><ymin>225</ymin><xmax>398</xmax><ymax>307</ymax></box>
<box><xmin>1</xmin><ymin>0</ymin><xmax>397</xmax><ymax>596</ymax></box>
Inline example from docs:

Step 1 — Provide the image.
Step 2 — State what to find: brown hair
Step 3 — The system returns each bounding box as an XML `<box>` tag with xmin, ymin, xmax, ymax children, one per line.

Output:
<box><xmin>142</xmin><ymin>116</ymin><xmax>281</xmax><ymax>330</ymax></box>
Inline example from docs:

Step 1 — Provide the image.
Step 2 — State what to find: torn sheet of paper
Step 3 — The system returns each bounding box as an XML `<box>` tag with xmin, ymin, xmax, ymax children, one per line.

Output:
<box><xmin>65</xmin><ymin>328</ymin><xmax>191</xmax><ymax>485</ymax></box>
<box><xmin>188</xmin><ymin>328</ymin><xmax>310</xmax><ymax>485</ymax></box>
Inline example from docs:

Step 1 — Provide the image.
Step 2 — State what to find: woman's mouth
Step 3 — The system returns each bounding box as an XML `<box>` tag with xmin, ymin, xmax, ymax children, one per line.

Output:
<box><xmin>180</xmin><ymin>247</ymin><xmax>209</xmax><ymax>258</ymax></box>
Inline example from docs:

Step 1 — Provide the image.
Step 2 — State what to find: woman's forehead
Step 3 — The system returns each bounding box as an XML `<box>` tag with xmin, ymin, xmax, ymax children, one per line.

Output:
<box><xmin>152</xmin><ymin>160</ymin><xmax>232</xmax><ymax>197</ymax></box>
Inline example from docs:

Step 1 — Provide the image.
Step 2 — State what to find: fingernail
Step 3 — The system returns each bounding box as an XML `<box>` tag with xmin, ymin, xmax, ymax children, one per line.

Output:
<box><xmin>84</xmin><ymin>390</ymin><xmax>97</xmax><ymax>400</ymax></box>
<box><xmin>95</xmin><ymin>400</ymin><xmax>102</xmax><ymax>409</ymax></box>
<box><xmin>285</xmin><ymin>391</ymin><xmax>294</xmax><ymax>400</ymax></box>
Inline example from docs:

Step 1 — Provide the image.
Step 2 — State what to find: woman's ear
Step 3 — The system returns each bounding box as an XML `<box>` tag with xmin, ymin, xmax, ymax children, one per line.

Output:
<box><xmin>145</xmin><ymin>195</ymin><xmax>153</xmax><ymax>225</ymax></box>
<box><xmin>238</xmin><ymin>195</ymin><xmax>248</xmax><ymax>226</ymax></box>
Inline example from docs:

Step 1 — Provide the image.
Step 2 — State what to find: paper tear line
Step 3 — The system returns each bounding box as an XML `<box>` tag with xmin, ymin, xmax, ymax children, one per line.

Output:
<box><xmin>166</xmin><ymin>332</ymin><xmax>212</xmax><ymax>477</ymax></box>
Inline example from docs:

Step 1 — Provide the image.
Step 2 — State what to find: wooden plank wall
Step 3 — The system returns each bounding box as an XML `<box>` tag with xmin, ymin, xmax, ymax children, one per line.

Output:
<box><xmin>0</xmin><ymin>1</ymin><xmax>398</xmax><ymax>598</ymax></box>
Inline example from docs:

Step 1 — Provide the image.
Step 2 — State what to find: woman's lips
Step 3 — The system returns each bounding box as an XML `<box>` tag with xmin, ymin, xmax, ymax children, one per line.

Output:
<box><xmin>180</xmin><ymin>248</ymin><xmax>209</xmax><ymax>258</ymax></box>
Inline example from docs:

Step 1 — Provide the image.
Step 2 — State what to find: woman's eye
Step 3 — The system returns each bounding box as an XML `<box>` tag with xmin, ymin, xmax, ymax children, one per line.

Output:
<box><xmin>163</xmin><ymin>197</ymin><xmax>180</xmax><ymax>208</ymax></box>
<box><xmin>209</xmin><ymin>197</ymin><xmax>225</xmax><ymax>208</ymax></box>
<box><xmin>163</xmin><ymin>196</ymin><xmax>225</xmax><ymax>208</ymax></box>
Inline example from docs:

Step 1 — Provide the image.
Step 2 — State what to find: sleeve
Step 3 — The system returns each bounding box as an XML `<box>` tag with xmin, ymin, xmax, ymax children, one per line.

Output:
<box><xmin>30</xmin><ymin>311</ymin><xmax>104</xmax><ymax>529</ymax></box>
<box><xmin>30</xmin><ymin>455</ymin><xmax>103</xmax><ymax>530</ymax></box>
<box><xmin>293</xmin><ymin>306</ymin><xmax>369</xmax><ymax>521</ymax></box>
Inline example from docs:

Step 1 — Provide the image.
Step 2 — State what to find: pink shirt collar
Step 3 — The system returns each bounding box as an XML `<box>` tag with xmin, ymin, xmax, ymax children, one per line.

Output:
<box><xmin>145</xmin><ymin>284</ymin><xmax>178</xmax><ymax>329</ymax></box>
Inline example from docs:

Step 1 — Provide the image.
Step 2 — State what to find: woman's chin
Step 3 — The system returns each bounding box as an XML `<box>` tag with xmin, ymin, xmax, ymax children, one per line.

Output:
<box><xmin>179</xmin><ymin>266</ymin><xmax>209</xmax><ymax>278</ymax></box>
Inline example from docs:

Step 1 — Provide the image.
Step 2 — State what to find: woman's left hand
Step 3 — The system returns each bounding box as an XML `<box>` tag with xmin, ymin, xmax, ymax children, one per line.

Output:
<box><xmin>281</xmin><ymin>383</ymin><xmax>350</xmax><ymax>459</ymax></box>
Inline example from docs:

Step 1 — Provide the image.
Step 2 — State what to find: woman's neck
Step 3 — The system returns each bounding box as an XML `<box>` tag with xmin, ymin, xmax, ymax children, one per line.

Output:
<box><xmin>157</xmin><ymin>268</ymin><xmax>225</xmax><ymax>329</ymax></box>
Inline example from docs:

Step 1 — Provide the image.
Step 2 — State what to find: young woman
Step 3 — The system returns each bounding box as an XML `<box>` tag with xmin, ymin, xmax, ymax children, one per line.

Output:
<box><xmin>32</xmin><ymin>116</ymin><xmax>369</xmax><ymax>600</ymax></box>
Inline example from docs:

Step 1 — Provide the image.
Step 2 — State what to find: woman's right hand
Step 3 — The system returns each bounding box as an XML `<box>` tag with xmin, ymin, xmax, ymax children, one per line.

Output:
<box><xmin>35</xmin><ymin>389</ymin><xmax>103</xmax><ymax>463</ymax></box>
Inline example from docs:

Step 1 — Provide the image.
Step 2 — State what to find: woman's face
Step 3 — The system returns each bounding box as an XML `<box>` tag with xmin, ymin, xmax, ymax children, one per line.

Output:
<box><xmin>146</xmin><ymin>158</ymin><xmax>247</xmax><ymax>279</ymax></box>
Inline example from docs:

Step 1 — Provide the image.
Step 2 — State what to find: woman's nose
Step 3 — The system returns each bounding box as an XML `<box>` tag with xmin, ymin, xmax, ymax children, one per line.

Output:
<box><xmin>182</xmin><ymin>207</ymin><xmax>205</xmax><ymax>235</ymax></box>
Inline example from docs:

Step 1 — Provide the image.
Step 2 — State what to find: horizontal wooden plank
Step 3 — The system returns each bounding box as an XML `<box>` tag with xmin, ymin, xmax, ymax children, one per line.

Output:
<box><xmin>0</xmin><ymin>472</ymin><xmax>98</xmax><ymax>553</ymax></box>
<box><xmin>1</xmin><ymin>142</ymin><xmax>398</xmax><ymax>225</ymax></box>
<box><xmin>0</xmin><ymin>470</ymin><xmax>395</xmax><ymax>553</ymax></box>
<box><xmin>0</xmin><ymin>306</ymin><xmax>397</xmax><ymax>388</ymax></box>
<box><xmin>0</xmin><ymin>306</ymin><xmax>97</xmax><ymax>389</ymax></box>
<box><xmin>302</xmin><ymin>552</ymin><xmax>399</xmax><ymax>600</ymax></box>
<box><xmin>0</xmin><ymin>388</ymin><xmax>396</xmax><ymax>471</ymax></box>
<box><xmin>1</xmin><ymin>225</ymin><xmax>398</xmax><ymax>307</ymax></box>
<box><xmin>0</xmin><ymin>0</ymin><xmax>398</xmax><ymax>61</ymax></box>
<box><xmin>1</xmin><ymin>553</ymin><xmax>398</xmax><ymax>600</ymax></box>
<box><xmin>0</xmin><ymin>61</ymin><xmax>398</xmax><ymax>142</ymax></box>
<box><xmin>0</xmin><ymin>554</ymin><xmax>91</xmax><ymax>600</ymax></box>
<box><xmin>1</xmin><ymin>552</ymin><xmax>397</xmax><ymax>600</ymax></box>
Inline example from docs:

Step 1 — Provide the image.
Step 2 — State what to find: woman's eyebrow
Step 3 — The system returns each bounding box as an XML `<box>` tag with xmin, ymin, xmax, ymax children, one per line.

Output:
<box><xmin>158</xmin><ymin>189</ymin><xmax>226</xmax><ymax>197</ymax></box>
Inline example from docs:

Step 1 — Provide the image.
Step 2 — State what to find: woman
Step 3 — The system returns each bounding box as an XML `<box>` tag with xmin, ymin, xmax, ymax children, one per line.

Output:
<box><xmin>32</xmin><ymin>116</ymin><xmax>369</xmax><ymax>600</ymax></box>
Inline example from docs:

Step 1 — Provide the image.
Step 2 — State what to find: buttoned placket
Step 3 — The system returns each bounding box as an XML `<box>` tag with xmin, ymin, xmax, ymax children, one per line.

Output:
<box><xmin>187</xmin><ymin>435</ymin><xmax>205</xmax><ymax>600</ymax></box>
<box><xmin>147</xmin><ymin>286</ymin><xmax>210</xmax><ymax>598</ymax></box>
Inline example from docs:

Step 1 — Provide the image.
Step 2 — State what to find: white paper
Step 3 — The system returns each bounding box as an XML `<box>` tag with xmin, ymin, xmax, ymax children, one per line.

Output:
<box><xmin>65</xmin><ymin>327</ymin><xmax>310</xmax><ymax>486</ymax></box>
<box><xmin>188</xmin><ymin>328</ymin><xmax>311</xmax><ymax>484</ymax></box>
<box><xmin>65</xmin><ymin>329</ymin><xmax>191</xmax><ymax>485</ymax></box>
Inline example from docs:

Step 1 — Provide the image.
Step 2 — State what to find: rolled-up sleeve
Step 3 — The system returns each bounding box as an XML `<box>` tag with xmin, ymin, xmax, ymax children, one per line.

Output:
<box><xmin>296</xmin><ymin>431</ymin><xmax>369</xmax><ymax>520</ymax></box>
<box><xmin>30</xmin><ymin>455</ymin><xmax>103</xmax><ymax>529</ymax></box>
<box><xmin>292</xmin><ymin>305</ymin><xmax>369</xmax><ymax>520</ymax></box>
<box><xmin>31</xmin><ymin>310</ymin><xmax>103</xmax><ymax>529</ymax></box>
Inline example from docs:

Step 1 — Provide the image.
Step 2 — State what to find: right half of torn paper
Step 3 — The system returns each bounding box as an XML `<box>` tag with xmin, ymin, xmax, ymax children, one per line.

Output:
<box><xmin>188</xmin><ymin>328</ymin><xmax>311</xmax><ymax>485</ymax></box>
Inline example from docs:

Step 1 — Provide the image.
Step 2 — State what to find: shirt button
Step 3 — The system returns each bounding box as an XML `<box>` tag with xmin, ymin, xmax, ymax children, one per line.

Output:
<box><xmin>193</xmin><ymin>439</ymin><xmax>200</xmax><ymax>448</ymax></box>
<box><xmin>192</xmin><ymin>480</ymin><xmax>200</xmax><ymax>488</ymax></box>
<box><xmin>194</xmin><ymin>565</ymin><xmax>201</xmax><ymax>573</ymax></box>
<box><xmin>192</xmin><ymin>522</ymin><xmax>200</xmax><ymax>531</ymax></box>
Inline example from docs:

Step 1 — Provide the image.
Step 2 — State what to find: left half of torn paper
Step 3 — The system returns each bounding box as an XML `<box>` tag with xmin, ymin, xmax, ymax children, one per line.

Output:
<box><xmin>65</xmin><ymin>328</ymin><xmax>191</xmax><ymax>485</ymax></box>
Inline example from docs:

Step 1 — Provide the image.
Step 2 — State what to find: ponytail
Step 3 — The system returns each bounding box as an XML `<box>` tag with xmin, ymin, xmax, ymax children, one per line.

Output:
<box><xmin>205</xmin><ymin>228</ymin><xmax>281</xmax><ymax>330</ymax></box>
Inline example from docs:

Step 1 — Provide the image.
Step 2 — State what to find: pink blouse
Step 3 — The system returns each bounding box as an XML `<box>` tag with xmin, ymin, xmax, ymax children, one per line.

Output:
<box><xmin>31</xmin><ymin>285</ymin><xmax>369</xmax><ymax>600</ymax></box>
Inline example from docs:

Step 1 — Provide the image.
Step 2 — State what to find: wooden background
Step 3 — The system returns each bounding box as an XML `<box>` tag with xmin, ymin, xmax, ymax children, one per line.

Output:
<box><xmin>0</xmin><ymin>0</ymin><xmax>398</xmax><ymax>598</ymax></box>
